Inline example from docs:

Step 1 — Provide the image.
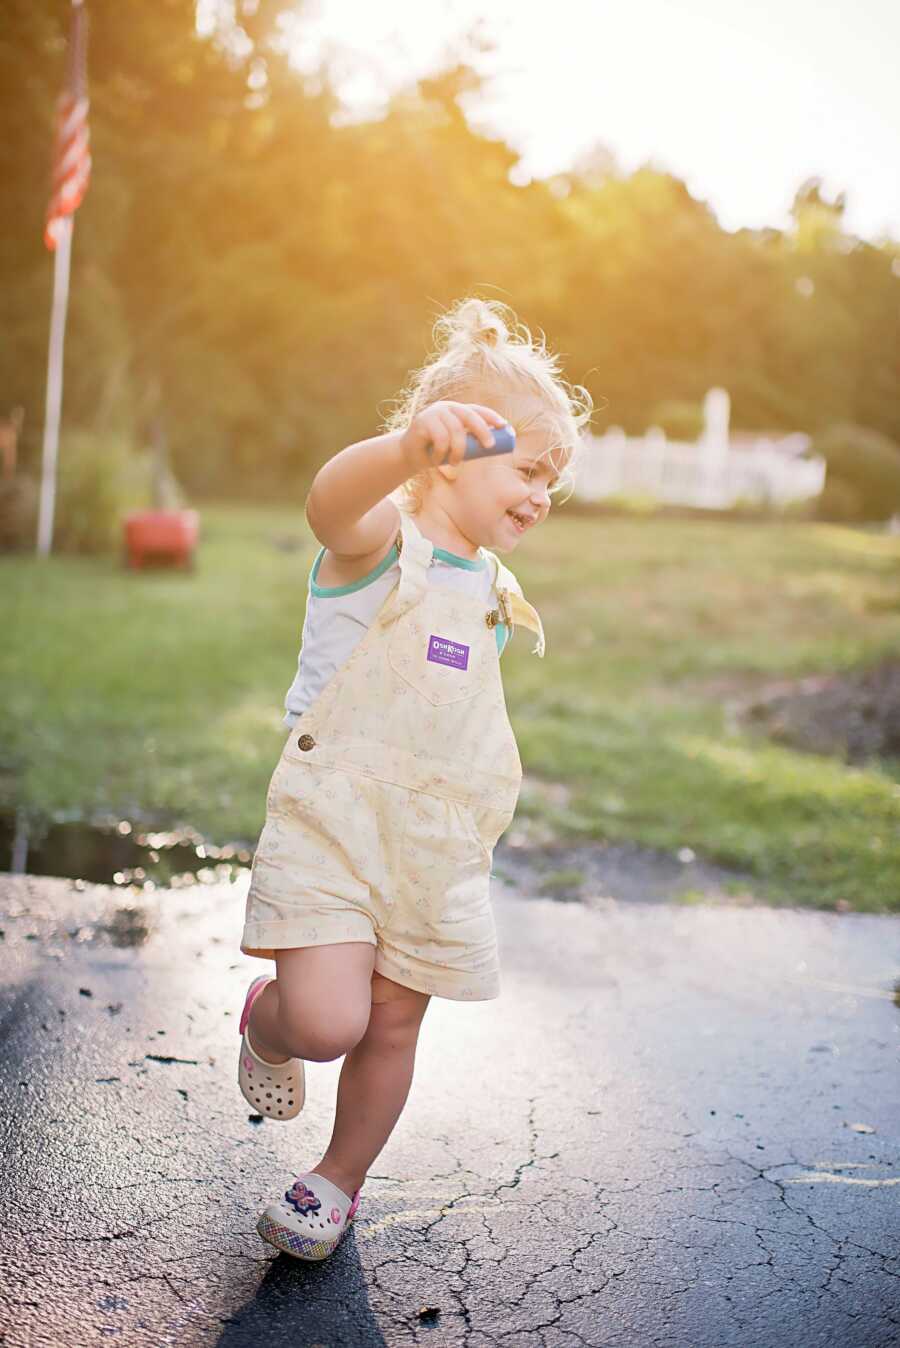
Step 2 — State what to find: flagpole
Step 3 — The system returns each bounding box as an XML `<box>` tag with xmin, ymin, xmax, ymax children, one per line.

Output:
<box><xmin>36</xmin><ymin>213</ymin><xmax>74</xmax><ymax>557</ymax></box>
<box><xmin>37</xmin><ymin>0</ymin><xmax>88</xmax><ymax>558</ymax></box>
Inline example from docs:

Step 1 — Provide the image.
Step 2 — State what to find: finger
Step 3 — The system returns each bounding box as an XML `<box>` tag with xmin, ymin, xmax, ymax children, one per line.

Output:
<box><xmin>446</xmin><ymin>412</ymin><xmax>469</xmax><ymax>462</ymax></box>
<box><xmin>456</xmin><ymin>406</ymin><xmax>496</xmax><ymax>449</ymax></box>
<box><xmin>469</xmin><ymin>404</ymin><xmax>509</xmax><ymax>429</ymax></box>
<box><xmin>426</xmin><ymin>416</ymin><xmax>450</xmax><ymax>463</ymax></box>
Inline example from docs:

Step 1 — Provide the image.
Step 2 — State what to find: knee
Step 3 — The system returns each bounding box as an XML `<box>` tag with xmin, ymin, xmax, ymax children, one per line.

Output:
<box><xmin>277</xmin><ymin>1007</ymin><xmax>369</xmax><ymax>1062</ymax></box>
<box><xmin>361</xmin><ymin>998</ymin><xmax>428</xmax><ymax>1053</ymax></box>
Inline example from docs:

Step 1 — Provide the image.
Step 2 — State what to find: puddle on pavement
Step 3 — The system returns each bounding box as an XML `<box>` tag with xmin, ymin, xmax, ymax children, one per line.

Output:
<box><xmin>1</xmin><ymin>812</ymin><xmax>252</xmax><ymax>891</ymax></box>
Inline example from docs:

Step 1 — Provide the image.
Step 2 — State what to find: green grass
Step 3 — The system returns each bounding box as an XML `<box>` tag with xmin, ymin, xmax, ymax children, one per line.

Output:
<box><xmin>4</xmin><ymin>506</ymin><xmax>899</xmax><ymax>910</ymax></box>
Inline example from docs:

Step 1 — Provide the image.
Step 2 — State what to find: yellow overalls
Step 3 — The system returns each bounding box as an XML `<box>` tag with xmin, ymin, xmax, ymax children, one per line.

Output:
<box><xmin>240</xmin><ymin>507</ymin><xmax>546</xmax><ymax>1000</ymax></box>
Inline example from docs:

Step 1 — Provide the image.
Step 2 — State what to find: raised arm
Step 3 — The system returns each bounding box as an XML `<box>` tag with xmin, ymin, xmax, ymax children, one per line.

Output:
<box><xmin>304</xmin><ymin>431</ymin><xmax>409</xmax><ymax>559</ymax></box>
<box><xmin>304</xmin><ymin>402</ymin><xmax>506</xmax><ymax>559</ymax></box>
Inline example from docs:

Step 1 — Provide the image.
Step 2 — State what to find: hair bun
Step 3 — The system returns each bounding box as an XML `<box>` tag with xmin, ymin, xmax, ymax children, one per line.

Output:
<box><xmin>440</xmin><ymin>297</ymin><xmax>510</xmax><ymax>353</ymax></box>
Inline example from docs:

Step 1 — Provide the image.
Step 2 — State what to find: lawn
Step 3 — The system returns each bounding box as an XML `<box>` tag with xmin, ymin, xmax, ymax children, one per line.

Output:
<box><xmin>4</xmin><ymin>505</ymin><xmax>899</xmax><ymax>910</ymax></box>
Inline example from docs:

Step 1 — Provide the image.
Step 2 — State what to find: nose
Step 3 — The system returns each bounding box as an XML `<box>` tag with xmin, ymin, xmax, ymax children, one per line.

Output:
<box><xmin>530</xmin><ymin>482</ymin><xmax>551</xmax><ymax>511</ymax></box>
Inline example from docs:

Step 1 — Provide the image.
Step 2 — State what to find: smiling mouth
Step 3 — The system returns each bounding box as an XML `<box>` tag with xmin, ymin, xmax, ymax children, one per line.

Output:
<box><xmin>506</xmin><ymin>509</ymin><xmax>534</xmax><ymax>532</ymax></box>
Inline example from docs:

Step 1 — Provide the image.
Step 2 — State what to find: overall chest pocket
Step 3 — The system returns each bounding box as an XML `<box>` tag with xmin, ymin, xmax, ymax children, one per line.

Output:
<box><xmin>387</xmin><ymin>598</ymin><xmax>494</xmax><ymax>706</ymax></box>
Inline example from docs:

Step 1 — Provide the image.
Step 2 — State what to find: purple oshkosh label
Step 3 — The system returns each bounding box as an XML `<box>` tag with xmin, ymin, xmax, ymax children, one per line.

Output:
<box><xmin>427</xmin><ymin>634</ymin><xmax>469</xmax><ymax>671</ymax></box>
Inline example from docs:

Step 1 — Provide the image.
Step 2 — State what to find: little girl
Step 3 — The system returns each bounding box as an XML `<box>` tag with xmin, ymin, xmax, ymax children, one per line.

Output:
<box><xmin>237</xmin><ymin>297</ymin><xmax>591</xmax><ymax>1261</ymax></box>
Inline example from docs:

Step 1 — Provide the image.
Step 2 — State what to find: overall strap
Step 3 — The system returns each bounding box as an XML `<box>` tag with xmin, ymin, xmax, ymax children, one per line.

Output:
<box><xmin>375</xmin><ymin>507</ymin><xmax>433</xmax><ymax>626</ymax></box>
<box><xmin>486</xmin><ymin>551</ymin><xmax>546</xmax><ymax>658</ymax></box>
<box><xmin>380</xmin><ymin>513</ymin><xmax>546</xmax><ymax>658</ymax></box>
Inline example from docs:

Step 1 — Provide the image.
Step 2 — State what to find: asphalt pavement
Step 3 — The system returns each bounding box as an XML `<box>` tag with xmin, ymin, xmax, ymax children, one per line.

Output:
<box><xmin>1</xmin><ymin>863</ymin><xmax>898</xmax><ymax>1347</ymax></box>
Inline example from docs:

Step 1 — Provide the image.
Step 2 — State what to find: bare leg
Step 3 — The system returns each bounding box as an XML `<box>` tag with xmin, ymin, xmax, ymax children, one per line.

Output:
<box><xmin>247</xmin><ymin>942</ymin><xmax>376</xmax><ymax>1064</ymax></box>
<box><xmin>246</xmin><ymin>980</ymin><xmax>291</xmax><ymax>1064</ymax></box>
<box><xmin>312</xmin><ymin>976</ymin><xmax>431</xmax><ymax>1199</ymax></box>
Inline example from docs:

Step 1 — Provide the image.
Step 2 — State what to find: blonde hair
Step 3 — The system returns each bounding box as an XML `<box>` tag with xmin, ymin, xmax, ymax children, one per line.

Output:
<box><xmin>382</xmin><ymin>297</ymin><xmax>593</xmax><ymax>513</ymax></box>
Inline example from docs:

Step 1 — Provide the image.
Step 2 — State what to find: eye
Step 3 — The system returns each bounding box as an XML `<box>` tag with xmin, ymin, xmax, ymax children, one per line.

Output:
<box><xmin>518</xmin><ymin>461</ymin><xmax>561</xmax><ymax>492</ymax></box>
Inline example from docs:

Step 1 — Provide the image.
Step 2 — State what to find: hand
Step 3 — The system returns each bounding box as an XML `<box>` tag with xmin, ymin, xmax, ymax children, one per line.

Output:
<box><xmin>400</xmin><ymin>401</ymin><xmax>509</xmax><ymax>474</ymax></box>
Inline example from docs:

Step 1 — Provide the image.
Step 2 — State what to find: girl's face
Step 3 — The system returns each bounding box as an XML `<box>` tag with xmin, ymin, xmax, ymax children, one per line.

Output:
<box><xmin>482</xmin><ymin>423</ymin><xmax>565</xmax><ymax>544</ymax></box>
<box><xmin>454</xmin><ymin>425</ymin><xmax>569</xmax><ymax>553</ymax></box>
<box><xmin>422</xmin><ymin>389</ymin><xmax>572</xmax><ymax>553</ymax></box>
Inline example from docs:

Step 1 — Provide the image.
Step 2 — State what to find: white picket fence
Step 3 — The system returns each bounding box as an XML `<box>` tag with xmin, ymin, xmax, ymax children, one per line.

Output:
<box><xmin>573</xmin><ymin>427</ymin><xmax>827</xmax><ymax>509</ymax></box>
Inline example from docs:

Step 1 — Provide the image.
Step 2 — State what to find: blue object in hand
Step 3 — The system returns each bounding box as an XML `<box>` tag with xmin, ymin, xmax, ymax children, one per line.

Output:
<box><xmin>466</xmin><ymin>423</ymin><xmax>516</xmax><ymax>459</ymax></box>
<box><xmin>427</xmin><ymin>424</ymin><xmax>516</xmax><ymax>461</ymax></box>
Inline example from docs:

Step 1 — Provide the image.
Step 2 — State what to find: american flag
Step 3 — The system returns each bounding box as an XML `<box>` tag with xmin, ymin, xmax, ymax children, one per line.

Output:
<box><xmin>44</xmin><ymin>0</ymin><xmax>91</xmax><ymax>251</ymax></box>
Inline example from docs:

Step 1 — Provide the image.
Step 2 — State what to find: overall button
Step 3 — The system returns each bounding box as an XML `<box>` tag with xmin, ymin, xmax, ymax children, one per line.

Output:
<box><xmin>297</xmin><ymin>733</ymin><xmax>316</xmax><ymax>751</ymax></box>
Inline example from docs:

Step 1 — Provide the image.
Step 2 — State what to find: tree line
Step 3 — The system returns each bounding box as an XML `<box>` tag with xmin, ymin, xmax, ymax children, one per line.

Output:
<box><xmin>3</xmin><ymin>0</ymin><xmax>898</xmax><ymax>501</ymax></box>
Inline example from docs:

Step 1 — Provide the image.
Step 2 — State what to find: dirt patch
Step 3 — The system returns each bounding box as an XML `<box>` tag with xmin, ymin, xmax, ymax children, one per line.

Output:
<box><xmin>494</xmin><ymin>777</ymin><xmax>759</xmax><ymax>907</ymax></box>
<box><xmin>728</xmin><ymin>656</ymin><xmax>900</xmax><ymax>763</ymax></box>
<box><xmin>493</xmin><ymin>837</ymin><xmax>757</xmax><ymax>908</ymax></box>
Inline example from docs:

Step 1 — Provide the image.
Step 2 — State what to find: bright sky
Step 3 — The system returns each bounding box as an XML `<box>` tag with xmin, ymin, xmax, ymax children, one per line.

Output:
<box><xmin>281</xmin><ymin>0</ymin><xmax>900</xmax><ymax>243</ymax></box>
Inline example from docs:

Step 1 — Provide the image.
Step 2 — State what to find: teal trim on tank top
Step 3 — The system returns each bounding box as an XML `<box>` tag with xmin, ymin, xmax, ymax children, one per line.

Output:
<box><xmin>309</xmin><ymin>542</ymin><xmax>509</xmax><ymax>654</ymax></box>
<box><xmin>310</xmin><ymin>542</ymin><xmax>400</xmax><ymax>597</ymax></box>
<box><xmin>310</xmin><ymin>541</ymin><xmax>486</xmax><ymax>596</ymax></box>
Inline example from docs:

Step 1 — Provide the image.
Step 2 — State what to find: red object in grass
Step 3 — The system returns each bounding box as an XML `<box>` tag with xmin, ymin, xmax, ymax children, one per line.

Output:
<box><xmin>123</xmin><ymin>510</ymin><xmax>199</xmax><ymax>569</ymax></box>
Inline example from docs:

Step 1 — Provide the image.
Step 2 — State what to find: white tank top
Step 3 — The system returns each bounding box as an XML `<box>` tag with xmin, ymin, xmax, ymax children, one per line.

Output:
<box><xmin>283</xmin><ymin>536</ymin><xmax>513</xmax><ymax>727</ymax></box>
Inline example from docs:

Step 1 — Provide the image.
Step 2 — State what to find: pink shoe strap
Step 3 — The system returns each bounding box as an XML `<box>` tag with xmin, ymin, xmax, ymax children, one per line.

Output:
<box><xmin>239</xmin><ymin>974</ymin><xmax>272</xmax><ymax>1035</ymax></box>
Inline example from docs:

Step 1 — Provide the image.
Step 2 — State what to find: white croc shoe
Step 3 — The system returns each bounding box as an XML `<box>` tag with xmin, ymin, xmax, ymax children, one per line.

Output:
<box><xmin>238</xmin><ymin>975</ymin><xmax>305</xmax><ymax>1120</ymax></box>
<box><xmin>257</xmin><ymin>1171</ymin><xmax>363</xmax><ymax>1261</ymax></box>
